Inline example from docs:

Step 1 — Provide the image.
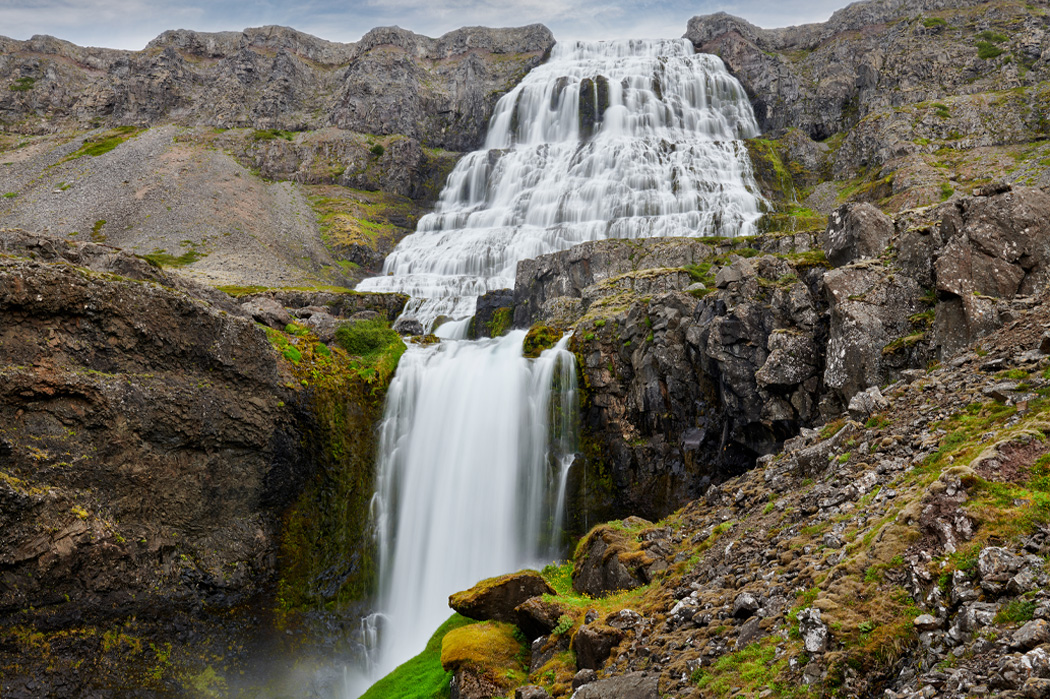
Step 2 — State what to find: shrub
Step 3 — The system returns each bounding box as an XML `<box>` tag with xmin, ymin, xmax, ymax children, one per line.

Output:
<box><xmin>335</xmin><ymin>318</ymin><xmax>400</xmax><ymax>358</ymax></box>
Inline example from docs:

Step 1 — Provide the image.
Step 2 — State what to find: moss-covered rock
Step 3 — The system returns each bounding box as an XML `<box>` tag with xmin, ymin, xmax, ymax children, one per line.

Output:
<box><xmin>449</xmin><ymin>570</ymin><xmax>555</xmax><ymax>623</ymax></box>
<box><xmin>440</xmin><ymin>621</ymin><xmax>529</xmax><ymax>697</ymax></box>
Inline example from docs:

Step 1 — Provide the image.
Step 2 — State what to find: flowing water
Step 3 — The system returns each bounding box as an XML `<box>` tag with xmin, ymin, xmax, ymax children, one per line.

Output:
<box><xmin>348</xmin><ymin>38</ymin><xmax>762</xmax><ymax>694</ymax></box>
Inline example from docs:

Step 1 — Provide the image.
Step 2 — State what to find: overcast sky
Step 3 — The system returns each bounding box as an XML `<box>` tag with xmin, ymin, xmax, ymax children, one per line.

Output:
<box><xmin>0</xmin><ymin>0</ymin><xmax>852</xmax><ymax>50</ymax></box>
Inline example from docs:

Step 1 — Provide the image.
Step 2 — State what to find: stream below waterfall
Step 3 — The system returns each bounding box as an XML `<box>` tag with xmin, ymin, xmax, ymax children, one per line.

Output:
<box><xmin>346</xmin><ymin>37</ymin><xmax>762</xmax><ymax>696</ymax></box>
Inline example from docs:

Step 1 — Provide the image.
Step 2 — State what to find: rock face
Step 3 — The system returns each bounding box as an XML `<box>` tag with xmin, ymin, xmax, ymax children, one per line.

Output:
<box><xmin>0</xmin><ymin>24</ymin><xmax>554</xmax><ymax>151</ymax></box>
<box><xmin>0</xmin><ymin>230</ymin><xmax>405</xmax><ymax>695</ymax></box>
<box><xmin>685</xmin><ymin>1</ymin><xmax>1050</xmax><ymax>147</ymax></box>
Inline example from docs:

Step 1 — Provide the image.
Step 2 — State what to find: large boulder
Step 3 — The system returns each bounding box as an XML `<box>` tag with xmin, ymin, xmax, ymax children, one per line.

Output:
<box><xmin>572</xmin><ymin>672</ymin><xmax>660</xmax><ymax>699</ymax></box>
<box><xmin>572</xmin><ymin>523</ymin><xmax>651</xmax><ymax>597</ymax></box>
<box><xmin>572</xmin><ymin>623</ymin><xmax>625</xmax><ymax>670</ymax></box>
<box><xmin>822</xmin><ymin>203</ymin><xmax>895</xmax><ymax>267</ymax></box>
<box><xmin>449</xmin><ymin>570</ymin><xmax>555</xmax><ymax>623</ymax></box>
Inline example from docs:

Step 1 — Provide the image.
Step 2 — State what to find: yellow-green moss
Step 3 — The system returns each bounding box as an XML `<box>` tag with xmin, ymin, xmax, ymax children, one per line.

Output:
<box><xmin>440</xmin><ymin>621</ymin><xmax>528</xmax><ymax>691</ymax></box>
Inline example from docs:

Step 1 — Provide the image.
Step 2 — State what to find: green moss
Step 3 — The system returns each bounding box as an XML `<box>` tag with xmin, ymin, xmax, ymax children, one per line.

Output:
<box><xmin>252</xmin><ymin>129</ymin><xmax>295</xmax><ymax>142</ymax></box>
<box><xmin>440</xmin><ymin>621</ymin><xmax>528</xmax><ymax>690</ymax></box>
<box><xmin>277</xmin><ymin>321</ymin><xmax>405</xmax><ymax>610</ymax></box>
<box><xmin>215</xmin><ymin>285</ymin><xmax>269</xmax><ymax>297</ymax></box>
<box><xmin>9</xmin><ymin>76</ymin><xmax>35</xmax><ymax>92</ymax></box>
<box><xmin>922</xmin><ymin>17</ymin><xmax>947</xmax><ymax>27</ymax></box>
<box><xmin>977</xmin><ymin>41</ymin><xmax>1005</xmax><ymax>60</ymax></box>
<box><xmin>487</xmin><ymin>307</ymin><xmax>513</xmax><ymax>338</ymax></box>
<box><xmin>361</xmin><ymin>614</ymin><xmax>474</xmax><ymax>699</ymax></box>
<box><xmin>141</xmin><ymin>248</ymin><xmax>204</xmax><ymax>268</ymax></box>
<box><xmin>523</xmin><ymin>324</ymin><xmax>562</xmax><ymax>358</ymax></box>
<box><xmin>62</xmin><ymin>126</ymin><xmax>142</xmax><ymax>162</ymax></box>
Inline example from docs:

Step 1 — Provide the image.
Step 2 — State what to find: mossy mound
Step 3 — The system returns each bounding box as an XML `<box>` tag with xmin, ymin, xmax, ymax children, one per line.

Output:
<box><xmin>440</xmin><ymin>621</ymin><xmax>529</xmax><ymax>694</ymax></box>
<box><xmin>523</xmin><ymin>324</ymin><xmax>562</xmax><ymax>358</ymax></box>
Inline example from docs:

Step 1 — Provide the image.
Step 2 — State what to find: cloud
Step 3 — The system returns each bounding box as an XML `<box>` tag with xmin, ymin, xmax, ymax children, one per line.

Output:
<box><xmin>0</xmin><ymin>0</ymin><xmax>849</xmax><ymax>49</ymax></box>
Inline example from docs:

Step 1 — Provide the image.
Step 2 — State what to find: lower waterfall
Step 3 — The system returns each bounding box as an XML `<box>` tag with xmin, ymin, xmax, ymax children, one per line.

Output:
<box><xmin>348</xmin><ymin>37</ymin><xmax>762</xmax><ymax>694</ymax></box>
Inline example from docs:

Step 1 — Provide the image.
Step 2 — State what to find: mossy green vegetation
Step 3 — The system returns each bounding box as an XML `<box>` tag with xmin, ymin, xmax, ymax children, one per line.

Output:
<box><xmin>141</xmin><ymin>247</ymin><xmax>205</xmax><ymax>268</ymax></box>
<box><xmin>9</xmin><ymin>76</ymin><xmax>35</xmax><ymax>92</ymax></box>
<box><xmin>440</xmin><ymin>621</ymin><xmax>529</xmax><ymax>691</ymax></box>
<box><xmin>273</xmin><ymin>318</ymin><xmax>405</xmax><ymax>612</ymax></box>
<box><xmin>523</xmin><ymin>324</ymin><xmax>562</xmax><ymax>358</ymax></box>
<box><xmin>62</xmin><ymin>126</ymin><xmax>142</xmax><ymax>162</ymax></box>
<box><xmin>360</xmin><ymin>614</ymin><xmax>474</xmax><ymax>699</ymax></box>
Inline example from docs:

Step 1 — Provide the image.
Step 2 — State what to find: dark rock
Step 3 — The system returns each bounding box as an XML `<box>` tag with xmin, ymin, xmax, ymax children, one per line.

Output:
<box><xmin>515</xmin><ymin>597</ymin><xmax>571</xmax><ymax>641</ymax></box>
<box><xmin>393</xmin><ymin>317</ymin><xmax>425</xmax><ymax>336</ymax></box>
<box><xmin>735</xmin><ymin>616</ymin><xmax>763</xmax><ymax>649</ymax></box>
<box><xmin>572</xmin><ymin>623</ymin><xmax>624</xmax><ymax>670</ymax></box>
<box><xmin>473</xmin><ymin>289</ymin><xmax>515</xmax><ymax>339</ymax></box>
<box><xmin>822</xmin><ymin>203</ymin><xmax>895</xmax><ymax>267</ymax></box>
<box><xmin>733</xmin><ymin>592</ymin><xmax>760</xmax><ymax>619</ymax></box>
<box><xmin>515</xmin><ymin>686</ymin><xmax>551</xmax><ymax>699</ymax></box>
<box><xmin>449</xmin><ymin>570</ymin><xmax>555</xmax><ymax>624</ymax></box>
<box><xmin>572</xmin><ymin>672</ymin><xmax>660</xmax><ymax>699</ymax></box>
<box><xmin>573</xmin><ymin>668</ymin><xmax>598</xmax><ymax>689</ymax></box>
<box><xmin>572</xmin><ymin>525</ymin><xmax>648</xmax><ymax>597</ymax></box>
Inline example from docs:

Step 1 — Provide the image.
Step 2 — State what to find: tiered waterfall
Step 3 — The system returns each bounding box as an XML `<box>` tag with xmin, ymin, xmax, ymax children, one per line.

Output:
<box><xmin>350</xmin><ymin>38</ymin><xmax>763</xmax><ymax>693</ymax></box>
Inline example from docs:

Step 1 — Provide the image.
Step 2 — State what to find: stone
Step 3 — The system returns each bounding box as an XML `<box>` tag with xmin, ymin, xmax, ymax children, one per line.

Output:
<box><xmin>913</xmin><ymin>614</ymin><xmax>942</xmax><ymax>632</ymax></box>
<box><xmin>798</xmin><ymin>607</ymin><xmax>828</xmax><ymax>653</ymax></box>
<box><xmin>393</xmin><ymin>317</ymin><xmax>425</xmax><ymax>336</ymax></box>
<box><xmin>573</xmin><ymin>669</ymin><xmax>598</xmax><ymax>689</ymax></box>
<box><xmin>515</xmin><ymin>686</ymin><xmax>552</xmax><ymax>699</ymax></box>
<box><xmin>736</xmin><ymin>616</ymin><xmax>762</xmax><ymax>649</ymax></box>
<box><xmin>848</xmin><ymin>386</ymin><xmax>890</xmax><ymax>420</ymax></box>
<box><xmin>515</xmin><ymin>597</ymin><xmax>571</xmax><ymax>641</ymax></box>
<box><xmin>1013</xmin><ymin>620</ymin><xmax>1050</xmax><ymax>651</ymax></box>
<box><xmin>733</xmin><ymin>592</ymin><xmax>760</xmax><ymax>619</ymax></box>
<box><xmin>572</xmin><ymin>525</ymin><xmax>647</xmax><ymax>597</ymax></box>
<box><xmin>822</xmin><ymin>202</ymin><xmax>895</xmax><ymax>267</ymax></box>
<box><xmin>978</xmin><ymin>547</ymin><xmax>1023</xmax><ymax>583</ymax></box>
<box><xmin>572</xmin><ymin>623</ymin><xmax>625</xmax><ymax>671</ymax></box>
<box><xmin>449</xmin><ymin>570</ymin><xmax>555</xmax><ymax>624</ymax></box>
<box><xmin>572</xmin><ymin>672</ymin><xmax>660</xmax><ymax>699</ymax></box>
<box><xmin>241</xmin><ymin>296</ymin><xmax>292</xmax><ymax>329</ymax></box>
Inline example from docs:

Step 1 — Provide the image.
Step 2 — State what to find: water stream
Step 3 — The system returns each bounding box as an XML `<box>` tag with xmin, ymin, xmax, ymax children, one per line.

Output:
<box><xmin>348</xmin><ymin>38</ymin><xmax>761</xmax><ymax>694</ymax></box>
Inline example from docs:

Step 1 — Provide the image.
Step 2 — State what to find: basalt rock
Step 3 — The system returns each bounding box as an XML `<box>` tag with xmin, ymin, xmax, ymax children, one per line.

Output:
<box><xmin>449</xmin><ymin>570</ymin><xmax>556</xmax><ymax>624</ymax></box>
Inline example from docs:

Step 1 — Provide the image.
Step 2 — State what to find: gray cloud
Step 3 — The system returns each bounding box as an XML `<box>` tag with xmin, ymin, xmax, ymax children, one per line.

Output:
<box><xmin>0</xmin><ymin>0</ymin><xmax>848</xmax><ymax>50</ymax></box>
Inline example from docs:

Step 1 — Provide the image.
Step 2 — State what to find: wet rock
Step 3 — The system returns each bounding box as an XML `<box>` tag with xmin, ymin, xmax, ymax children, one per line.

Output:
<box><xmin>449</xmin><ymin>570</ymin><xmax>555</xmax><ymax>624</ymax></box>
<box><xmin>822</xmin><ymin>203</ymin><xmax>895</xmax><ymax>267</ymax></box>
<box><xmin>393</xmin><ymin>317</ymin><xmax>425</xmax><ymax>336</ymax></box>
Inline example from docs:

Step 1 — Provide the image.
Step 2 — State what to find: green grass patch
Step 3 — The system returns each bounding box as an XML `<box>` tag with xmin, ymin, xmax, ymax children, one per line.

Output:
<box><xmin>922</xmin><ymin>17</ymin><xmax>947</xmax><ymax>27</ymax></box>
<box><xmin>977</xmin><ymin>41</ymin><xmax>1005</xmax><ymax>60</ymax></box>
<box><xmin>252</xmin><ymin>129</ymin><xmax>295</xmax><ymax>142</ymax></box>
<box><xmin>9</xmin><ymin>76</ymin><xmax>35</xmax><ymax>92</ymax></box>
<box><xmin>62</xmin><ymin>126</ymin><xmax>142</xmax><ymax>162</ymax></box>
<box><xmin>141</xmin><ymin>248</ymin><xmax>204</xmax><ymax>268</ymax></box>
<box><xmin>360</xmin><ymin>614</ymin><xmax>475</xmax><ymax>699</ymax></box>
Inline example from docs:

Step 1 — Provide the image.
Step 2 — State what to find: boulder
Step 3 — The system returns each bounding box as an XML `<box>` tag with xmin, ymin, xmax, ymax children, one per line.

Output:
<box><xmin>822</xmin><ymin>203</ymin><xmax>895</xmax><ymax>267</ymax></box>
<box><xmin>449</xmin><ymin>570</ymin><xmax>555</xmax><ymax>623</ymax></box>
<box><xmin>515</xmin><ymin>687</ymin><xmax>551</xmax><ymax>699</ymax></box>
<box><xmin>1013</xmin><ymin>620</ymin><xmax>1050</xmax><ymax>651</ymax></box>
<box><xmin>572</xmin><ymin>525</ymin><xmax>648</xmax><ymax>597</ymax></box>
<box><xmin>733</xmin><ymin>592</ymin><xmax>760</xmax><ymax>619</ymax></box>
<box><xmin>847</xmin><ymin>386</ymin><xmax>889</xmax><ymax>420</ymax></box>
<box><xmin>798</xmin><ymin>607</ymin><xmax>828</xmax><ymax>653</ymax></box>
<box><xmin>241</xmin><ymin>296</ymin><xmax>292</xmax><ymax>329</ymax></box>
<box><xmin>572</xmin><ymin>672</ymin><xmax>660</xmax><ymax>699</ymax></box>
<box><xmin>572</xmin><ymin>623</ymin><xmax>625</xmax><ymax>670</ymax></box>
<box><xmin>515</xmin><ymin>597</ymin><xmax>571</xmax><ymax>641</ymax></box>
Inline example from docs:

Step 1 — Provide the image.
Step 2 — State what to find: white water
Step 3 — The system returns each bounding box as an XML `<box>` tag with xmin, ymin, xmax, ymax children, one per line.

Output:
<box><xmin>347</xmin><ymin>38</ymin><xmax>761</xmax><ymax>694</ymax></box>
<box><xmin>356</xmin><ymin>38</ymin><xmax>763</xmax><ymax>332</ymax></box>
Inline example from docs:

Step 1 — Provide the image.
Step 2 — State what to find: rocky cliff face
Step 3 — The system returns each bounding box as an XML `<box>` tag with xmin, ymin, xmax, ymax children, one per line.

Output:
<box><xmin>0</xmin><ymin>24</ymin><xmax>554</xmax><ymax>152</ymax></box>
<box><xmin>691</xmin><ymin>0</ymin><xmax>1050</xmax><ymax>216</ymax></box>
<box><xmin>0</xmin><ymin>230</ymin><xmax>406</xmax><ymax>697</ymax></box>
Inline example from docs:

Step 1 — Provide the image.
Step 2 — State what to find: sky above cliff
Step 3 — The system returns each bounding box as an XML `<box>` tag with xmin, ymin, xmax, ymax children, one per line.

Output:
<box><xmin>0</xmin><ymin>0</ymin><xmax>848</xmax><ymax>50</ymax></box>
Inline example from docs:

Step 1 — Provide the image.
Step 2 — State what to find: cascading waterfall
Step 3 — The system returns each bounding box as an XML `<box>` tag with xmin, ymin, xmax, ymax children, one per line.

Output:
<box><xmin>356</xmin><ymin>38</ymin><xmax>763</xmax><ymax>331</ymax></box>
<box><xmin>349</xmin><ymin>38</ymin><xmax>762</xmax><ymax>693</ymax></box>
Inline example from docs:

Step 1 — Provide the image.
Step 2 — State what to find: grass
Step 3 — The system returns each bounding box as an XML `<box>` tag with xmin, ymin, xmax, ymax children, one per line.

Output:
<box><xmin>62</xmin><ymin>126</ymin><xmax>142</xmax><ymax>162</ymax></box>
<box><xmin>977</xmin><ymin>41</ymin><xmax>1005</xmax><ymax>60</ymax></box>
<box><xmin>141</xmin><ymin>248</ymin><xmax>204</xmax><ymax>268</ymax></box>
<box><xmin>9</xmin><ymin>76</ymin><xmax>35</xmax><ymax>92</ymax></box>
<box><xmin>922</xmin><ymin>17</ymin><xmax>947</xmax><ymax>27</ymax></box>
<box><xmin>333</xmin><ymin>318</ymin><xmax>406</xmax><ymax>384</ymax></box>
<box><xmin>360</xmin><ymin>614</ymin><xmax>475</xmax><ymax>699</ymax></box>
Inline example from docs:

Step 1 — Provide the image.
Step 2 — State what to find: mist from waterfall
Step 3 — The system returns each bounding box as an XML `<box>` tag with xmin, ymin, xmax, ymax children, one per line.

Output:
<box><xmin>348</xmin><ymin>38</ymin><xmax>761</xmax><ymax>694</ymax></box>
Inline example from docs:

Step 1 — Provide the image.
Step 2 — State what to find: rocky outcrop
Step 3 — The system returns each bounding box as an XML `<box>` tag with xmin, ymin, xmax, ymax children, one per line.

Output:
<box><xmin>0</xmin><ymin>24</ymin><xmax>554</xmax><ymax>151</ymax></box>
<box><xmin>0</xmin><ymin>230</ymin><xmax>404</xmax><ymax>696</ymax></box>
<box><xmin>686</xmin><ymin>1</ymin><xmax>1050</xmax><ymax>143</ymax></box>
<box><xmin>449</xmin><ymin>571</ymin><xmax>556</xmax><ymax>623</ymax></box>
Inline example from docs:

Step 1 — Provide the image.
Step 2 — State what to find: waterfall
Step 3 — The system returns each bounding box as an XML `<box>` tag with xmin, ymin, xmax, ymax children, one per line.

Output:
<box><xmin>356</xmin><ymin>38</ymin><xmax>763</xmax><ymax>332</ymax></box>
<box><xmin>349</xmin><ymin>38</ymin><xmax>761</xmax><ymax>692</ymax></box>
